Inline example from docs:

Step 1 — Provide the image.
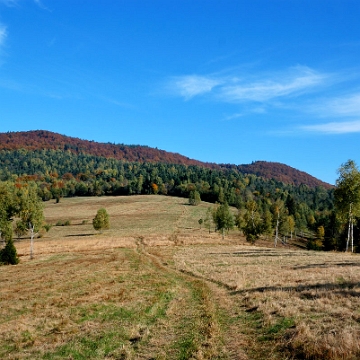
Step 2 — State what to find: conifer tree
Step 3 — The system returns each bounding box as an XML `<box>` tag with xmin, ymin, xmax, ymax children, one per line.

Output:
<box><xmin>213</xmin><ymin>202</ymin><xmax>234</xmax><ymax>239</ymax></box>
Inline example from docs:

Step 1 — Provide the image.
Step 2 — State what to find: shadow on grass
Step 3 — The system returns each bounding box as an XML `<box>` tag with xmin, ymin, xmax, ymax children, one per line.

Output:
<box><xmin>231</xmin><ymin>281</ymin><xmax>360</xmax><ymax>298</ymax></box>
<box><xmin>292</xmin><ymin>261</ymin><xmax>360</xmax><ymax>270</ymax></box>
<box><xmin>65</xmin><ymin>233</ymin><xmax>97</xmax><ymax>237</ymax></box>
<box><xmin>209</xmin><ymin>250</ymin><xmax>316</xmax><ymax>258</ymax></box>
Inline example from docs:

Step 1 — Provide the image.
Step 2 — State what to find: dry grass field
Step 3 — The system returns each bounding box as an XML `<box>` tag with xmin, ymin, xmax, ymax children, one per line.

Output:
<box><xmin>1</xmin><ymin>195</ymin><xmax>360</xmax><ymax>359</ymax></box>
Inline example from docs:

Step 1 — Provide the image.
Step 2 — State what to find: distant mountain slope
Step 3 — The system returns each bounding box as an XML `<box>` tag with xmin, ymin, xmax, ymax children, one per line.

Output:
<box><xmin>236</xmin><ymin>161</ymin><xmax>333</xmax><ymax>189</ymax></box>
<box><xmin>0</xmin><ymin>130</ymin><xmax>332</xmax><ymax>188</ymax></box>
<box><xmin>0</xmin><ymin>130</ymin><xmax>213</xmax><ymax>167</ymax></box>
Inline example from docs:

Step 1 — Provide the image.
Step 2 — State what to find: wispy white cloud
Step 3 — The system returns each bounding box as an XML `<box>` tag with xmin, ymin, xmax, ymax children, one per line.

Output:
<box><xmin>223</xmin><ymin>107</ymin><xmax>267</xmax><ymax>121</ymax></box>
<box><xmin>299</xmin><ymin>92</ymin><xmax>360</xmax><ymax>134</ymax></box>
<box><xmin>220</xmin><ymin>66</ymin><xmax>326</xmax><ymax>102</ymax></box>
<box><xmin>172</xmin><ymin>75</ymin><xmax>221</xmax><ymax>99</ymax></box>
<box><xmin>33</xmin><ymin>0</ymin><xmax>50</xmax><ymax>11</ymax></box>
<box><xmin>0</xmin><ymin>0</ymin><xmax>18</xmax><ymax>7</ymax></box>
<box><xmin>301</xmin><ymin>120</ymin><xmax>360</xmax><ymax>134</ymax></box>
<box><xmin>0</xmin><ymin>25</ymin><xmax>6</xmax><ymax>47</ymax></box>
<box><xmin>309</xmin><ymin>93</ymin><xmax>360</xmax><ymax>118</ymax></box>
<box><xmin>170</xmin><ymin>66</ymin><xmax>327</xmax><ymax>103</ymax></box>
<box><xmin>169</xmin><ymin>65</ymin><xmax>360</xmax><ymax>136</ymax></box>
<box><xmin>0</xmin><ymin>0</ymin><xmax>49</xmax><ymax>9</ymax></box>
<box><xmin>222</xmin><ymin>113</ymin><xmax>244</xmax><ymax>121</ymax></box>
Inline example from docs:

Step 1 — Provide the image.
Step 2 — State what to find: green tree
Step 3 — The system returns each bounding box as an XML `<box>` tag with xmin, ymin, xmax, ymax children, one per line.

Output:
<box><xmin>14</xmin><ymin>220</ymin><xmax>27</xmax><ymax>239</ymax></box>
<box><xmin>262</xmin><ymin>209</ymin><xmax>273</xmax><ymax>240</ymax></box>
<box><xmin>242</xmin><ymin>200</ymin><xmax>263</xmax><ymax>244</ymax></box>
<box><xmin>213</xmin><ymin>202</ymin><xmax>234</xmax><ymax>239</ymax></box>
<box><xmin>204</xmin><ymin>207</ymin><xmax>213</xmax><ymax>234</ymax></box>
<box><xmin>334</xmin><ymin>160</ymin><xmax>360</xmax><ymax>252</ymax></box>
<box><xmin>93</xmin><ymin>208</ymin><xmax>110</xmax><ymax>233</ymax></box>
<box><xmin>189</xmin><ymin>190</ymin><xmax>201</xmax><ymax>206</ymax></box>
<box><xmin>307</xmin><ymin>225</ymin><xmax>325</xmax><ymax>250</ymax></box>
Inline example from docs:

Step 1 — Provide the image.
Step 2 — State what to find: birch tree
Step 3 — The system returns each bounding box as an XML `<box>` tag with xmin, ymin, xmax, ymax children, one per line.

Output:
<box><xmin>17</xmin><ymin>185</ymin><xmax>44</xmax><ymax>260</ymax></box>
<box><xmin>334</xmin><ymin>160</ymin><xmax>360</xmax><ymax>252</ymax></box>
<box><xmin>242</xmin><ymin>200</ymin><xmax>263</xmax><ymax>243</ymax></box>
<box><xmin>271</xmin><ymin>199</ymin><xmax>285</xmax><ymax>247</ymax></box>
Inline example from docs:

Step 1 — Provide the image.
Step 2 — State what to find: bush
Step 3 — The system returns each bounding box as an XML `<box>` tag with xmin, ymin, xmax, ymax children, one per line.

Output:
<box><xmin>55</xmin><ymin>220</ymin><xmax>71</xmax><ymax>226</ymax></box>
<box><xmin>93</xmin><ymin>208</ymin><xmax>110</xmax><ymax>232</ymax></box>
<box><xmin>43</xmin><ymin>223</ymin><xmax>52</xmax><ymax>232</ymax></box>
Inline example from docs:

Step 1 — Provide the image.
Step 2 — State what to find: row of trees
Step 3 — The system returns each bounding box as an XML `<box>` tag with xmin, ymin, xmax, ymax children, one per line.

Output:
<box><xmin>202</xmin><ymin>160</ymin><xmax>360</xmax><ymax>252</ymax></box>
<box><xmin>2</xmin><ymin>146</ymin><xmax>359</xmax><ymax>253</ymax></box>
<box><xmin>198</xmin><ymin>199</ymin><xmax>301</xmax><ymax>246</ymax></box>
<box><xmin>0</xmin><ymin>148</ymin><xmax>332</xmax><ymax>207</ymax></box>
<box><xmin>1</xmin><ymin>159</ymin><xmax>360</xmax><ymax>266</ymax></box>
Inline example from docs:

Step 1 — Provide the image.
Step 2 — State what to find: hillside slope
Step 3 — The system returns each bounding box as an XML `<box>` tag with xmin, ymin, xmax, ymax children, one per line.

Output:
<box><xmin>236</xmin><ymin>161</ymin><xmax>332</xmax><ymax>189</ymax></box>
<box><xmin>0</xmin><ymin>130</ymin><xmax>331</xmax><ymax>188</ymax></box>
<box><xmin>0</xmin><ymin>130</ymin><xmax>212</xmax><ymax>167</ymax></box>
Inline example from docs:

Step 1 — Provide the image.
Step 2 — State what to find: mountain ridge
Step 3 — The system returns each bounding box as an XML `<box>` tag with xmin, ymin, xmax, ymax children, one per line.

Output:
<box><xmin>0</xmin><ymin>130</ymin><xmax>332</xmax><ymax>189</ymax></box>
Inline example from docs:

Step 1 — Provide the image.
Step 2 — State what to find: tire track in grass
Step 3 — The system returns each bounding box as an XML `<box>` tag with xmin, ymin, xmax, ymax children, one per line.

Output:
<box><xmin>136</xmin><ymin>243</ymin><xmax>227</xmax><ymax>359</ymax></box>
<box><xmin>147</xmin><ymin>246</ymin><xmax>258</xmax><ymax>360</ymax></box>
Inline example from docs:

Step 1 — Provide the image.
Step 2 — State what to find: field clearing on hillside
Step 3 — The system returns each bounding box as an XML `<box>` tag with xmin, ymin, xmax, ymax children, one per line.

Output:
<box><xmin>2</xmin><ymin>195</ymin><xmax>360</xmax><ymax>359</ymax></box>
<box><xmin>15</xmin><ymin>195</ymin><xmax>233</xmax><ymax>259</ymax></box>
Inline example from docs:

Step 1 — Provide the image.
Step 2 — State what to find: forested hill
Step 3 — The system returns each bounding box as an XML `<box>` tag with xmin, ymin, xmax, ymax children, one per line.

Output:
<box><xmin>0</xmin><ymin>130</ymin><xmax>331</xmax><ymax>188</ymax></box>
<box><xmin>0</xmin><ymin>130</ymin><xmax>213</xmax><ymax>167</ymax></box>
<box><xmin>236</xmin><ymin>162</ymin><xmax>333</xmax><ymax>189</ymax></box>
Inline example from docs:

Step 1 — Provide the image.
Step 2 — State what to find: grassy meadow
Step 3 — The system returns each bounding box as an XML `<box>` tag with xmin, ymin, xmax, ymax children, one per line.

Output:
<box><xmin>1</xmin><ymin>195</ymin><xmax>360</xmax><ymax>359</ymax></box>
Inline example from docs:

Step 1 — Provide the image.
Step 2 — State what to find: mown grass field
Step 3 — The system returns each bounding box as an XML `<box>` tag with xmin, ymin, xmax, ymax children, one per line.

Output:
<box><xmin>1</xmin><ymin>195</ymin><xmax>360</xmax><ymax>359</ymax></box>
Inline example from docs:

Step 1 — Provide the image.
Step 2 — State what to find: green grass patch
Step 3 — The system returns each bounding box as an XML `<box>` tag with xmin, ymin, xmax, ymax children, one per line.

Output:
<box><xmin>261</xmin><ymin>317</ymin><xmax>295</xmax><ymax>341</ymax></box>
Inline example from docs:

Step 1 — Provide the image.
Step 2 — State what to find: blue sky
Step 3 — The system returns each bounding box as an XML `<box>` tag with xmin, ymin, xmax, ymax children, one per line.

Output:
<box><xmin>1</xmin><ymin>0</ymin><xmax>360</xmax><ymax>185</ymax></box>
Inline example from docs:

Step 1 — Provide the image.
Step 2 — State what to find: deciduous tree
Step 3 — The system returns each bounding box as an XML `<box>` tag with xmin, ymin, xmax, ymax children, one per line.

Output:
<box><xmin>242</xmin><ymin>200</ymin><xmax>263</xmax><ymax>244</ymax></box>
<box><xmin>17</xmin><ymin>185</ymin><xmax>44</xmax><ymax>259</ymax></box>
<box><xmin>189</xmin><ymin>190</ymin><xmax>201</xmax><ymax>206</ymax></box>
<box><xmin>334</xmin><ymin>160</ymin><xmax>360</xmax><ymax>252</ymax></box>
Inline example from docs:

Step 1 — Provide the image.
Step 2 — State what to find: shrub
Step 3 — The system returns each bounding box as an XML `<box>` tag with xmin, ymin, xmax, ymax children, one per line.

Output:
<box><xmin>43</xmin><ymin>223</ymin><xmax>52</xmax><ymax>232</ymax></box>
<box><xmin>93</xmin><ymin>208</ymin><xmax>110</xmax><ymax>233</ymax></box>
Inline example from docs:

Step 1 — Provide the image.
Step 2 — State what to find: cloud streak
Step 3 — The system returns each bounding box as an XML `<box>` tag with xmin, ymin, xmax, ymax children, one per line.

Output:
<box><xmin>299</xmin><ymin>92</ymin><xmax>360</xmax><ymax>134</ymax></box>
<box><xmin>170</xmin><ymin>66</ymin><xmax>327</xmax><ymax>103</ymax></box>
<box><xmin>0</xmin><ymin>25</ymin><xmax>6</xmax><ymax>44</ymax></box>
<box><xmin>301</xmin><ymin>120</ymin><xmax>360</xmax><ymax>134</ymax></box>
<box><xmin>310</xmin><ymin>93</ymin><xmax>360</xmax><ymax>118</ymax></box>
<box><xmin>172</xmin><ymin>75</ymin><xmax>221</xmax><ymax>99</ymax></box>
<box><xmin>169</xmin><ymin>66</ymin><xmax>360</xmax><ymax>136</ymax></box>
<box><xmin>220</xmin><ymin>67</ymin><xmax>325</xmax><ymax>102</ymax></box>
<box><xmin>0</xmin><ymin>0</ymin><xmax>18</xmax><ymax>6</ymax></box>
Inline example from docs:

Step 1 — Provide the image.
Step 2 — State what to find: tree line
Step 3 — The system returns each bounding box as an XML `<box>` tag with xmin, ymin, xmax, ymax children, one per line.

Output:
<box><xmin>1</xmin><ymin>148</ymin><xmax>359</xmax><ymax>253</ymax></box>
